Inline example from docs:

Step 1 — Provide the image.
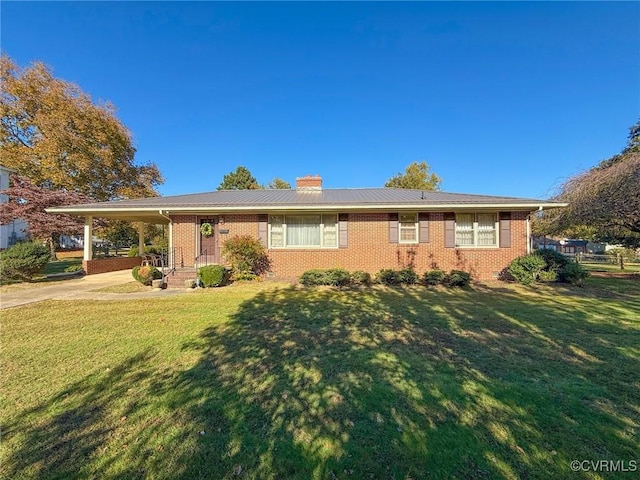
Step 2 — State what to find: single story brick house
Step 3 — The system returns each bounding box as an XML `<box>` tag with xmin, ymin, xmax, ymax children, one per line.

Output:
<box><xmin>49</xmin><ymin>175</ymin><xmax>565</xmax><ymax>281</ymax></box>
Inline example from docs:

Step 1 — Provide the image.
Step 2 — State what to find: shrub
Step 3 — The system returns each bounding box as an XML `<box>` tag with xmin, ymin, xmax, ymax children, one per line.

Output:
<box><xmin>398</xmin><ymin>267</ymin><xmax>419</xmax><ymax>285</ymax></box>
<box><xmin>375</xmin><ymin>269</ymin><xmax>403</xmax><ymax>286</ymax></box>
<box><xmin>131</xmin><ymin>265</ymin><xmax>162</xmax><ymax>285</ymax></box>
<box><xmin>0</xmin><ymin>242</ymin><xmax>50</xmax><ymax>282</ymax></box>
<box><xmin>538</xmin><ymin>270</ymin><xmax>558</xmax><ymax>283</ymax></box>
<box><xmin>198</xmin><ymin>265</ymin><xmax>228</xmax><ymax>287</ymax></box>
<box><xmin>509</xmin><ymin>252</ymin><xmax>589</xmax><ymax>286</ymax></box>
<box><xmin>350</xmin><ymin>270</ymin><xmax>372</xmax><ymax>286</ymax></box>
<box><xmin>423</xmin><ymin>269</ymin><xmax>445</xmax><ymax>286</ymax></box>
<box><xmin>299</xmin><ymin>268</ymin><xmax>351</xmax><ymax>287</ymax></box>
<box><xmin>299</xmin><ymin>269</ymin><xmax>329</xmax><ymax>286</ymax></box>
<box><xmin>508</xmin><ymin>254</ymin><xmax>547</xmax><ymax>285</ymax></box>
<box><xmin>325</xmin><ymin>268</ymin><xmax>351</xmax><ymax>287</ymax></box>
<box><xmin>534</xmin><ymin>249</ymin><xmax>570</xmax><ymax>272</ymax></box>
<box><xmin>222</xmin><ymin>235</ymin><xmax>270</xmax><ymax>277</ymax></box>
<box><xmin>559</xmin><ymin>262</ymin><xmax>589</xmax><ymax>286</ymax></box>
<box><xmin>443</xmin><ymin>270</ymin><xmax>472</xmax><ymax>288</ymax></box>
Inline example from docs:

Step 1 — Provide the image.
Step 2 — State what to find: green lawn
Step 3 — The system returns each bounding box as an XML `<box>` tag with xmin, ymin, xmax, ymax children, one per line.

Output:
<box><xmin>2</xmin><ymin>277</ymin><xmax>639</xmax><ymax>479</ymax></box>
<box><xmin>581</xmin><ymin>262</ymin><xmax>640</xmax><ymax>273</ymax></box>
<box><xmin>43</xmin><ymin>257</ymin><xmax>83</xmax><ymax>275</ymax></box>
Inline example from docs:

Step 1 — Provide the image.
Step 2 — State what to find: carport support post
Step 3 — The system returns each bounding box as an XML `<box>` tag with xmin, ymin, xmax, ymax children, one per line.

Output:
<box><xmin>138</xmin><ymin>222</ymin><xmax>145</xmax><ymax>257</ymax></box>
<box><xmin>83</xmin><ymin>216</ymin><xmax>93</xmax><ymax>260</ymax></box>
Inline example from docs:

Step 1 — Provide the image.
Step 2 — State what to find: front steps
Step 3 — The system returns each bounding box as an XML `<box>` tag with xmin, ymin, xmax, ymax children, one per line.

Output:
<box><xmin>164</xmin><ymin>268</ymin><xmax>198</xmax><ymax>289</ymax></box>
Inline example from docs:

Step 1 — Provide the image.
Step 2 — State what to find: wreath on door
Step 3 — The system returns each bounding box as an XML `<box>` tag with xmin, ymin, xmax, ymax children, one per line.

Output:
<box><xmin>200</xmin><ymin>222</ymin><xmax>213</xmax><ymax>238</ymax></box>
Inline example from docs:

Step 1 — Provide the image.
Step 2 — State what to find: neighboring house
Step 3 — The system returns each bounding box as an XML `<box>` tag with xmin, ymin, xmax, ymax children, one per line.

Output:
<box><xmin>532</xmin><ymin>236</ymin><xmax>589</xmax><ymax>255</ymax></box>
<box><xmin>49</xmin><ymin>175</ymin><xmax>566</xmax><ymax>280</ymax></box>
<box><xmin>558</xmin><ymin>239</ymin><xmax>588</xmax><ymax>255</ymax></box>
<box><xmin>532</xmin><ymin>236</ymin><xmax>561</xmax><ymax>252</ymax></box>
<box><xmin>0</xmin><ymin>165</ymin><xmax>28</xmax><ymax>250</ymax></box>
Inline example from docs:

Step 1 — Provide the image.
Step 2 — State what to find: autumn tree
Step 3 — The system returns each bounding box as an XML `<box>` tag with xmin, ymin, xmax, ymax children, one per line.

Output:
<box><xmin>0</xmin><ymin>55</ymin><xmax>163</xmax><ymax>201</ymax></box>
<box><xmin>267</xmin><ymin>177</ymin><xmax>291</xmax><ymax>189</ymax></box>
<box><xmin>217</xmin><ymin>166</ymin><xmax>260</xmax><ymax>190</ymax></box>
<box><xmin>385</xmin><ymin>161</ymin><xmax>442</xmax><ymax>190</ymax></box>
<box><xmin>536</xmin><ymin>119</ymin><xmax>640</xmax><ymax>248</ymax></box>
<box><xmin>0</xmin><ymin>175</ymin><xmax>94</xmax><ymax>258</ymax></box>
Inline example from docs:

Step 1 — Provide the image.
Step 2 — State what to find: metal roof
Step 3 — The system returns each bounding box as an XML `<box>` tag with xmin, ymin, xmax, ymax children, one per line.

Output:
<box><xmin>47</xmin><ymin>188</ymin><xmax>566</xmax><ymax>221</ymax></box>
<box><xmin>50</xmin><ymin>188</ymin><xmax>563</xmax><ymax>208</ymax></box>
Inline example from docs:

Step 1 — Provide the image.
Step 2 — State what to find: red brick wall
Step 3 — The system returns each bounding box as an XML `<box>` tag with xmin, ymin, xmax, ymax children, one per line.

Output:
<box><xmin>171</xmin><ymin>215</ymin><xmax>197</xmax><ymax>267</ymax></box>
<box><xmin>83</xmin><ymin>257</ymin><xmax>142</xmax><ymax>275</ymax></box>
<box><xmin>170</xmin><ymin>211</ymin><xmax>530</xmax><ymax>280</ymax></box>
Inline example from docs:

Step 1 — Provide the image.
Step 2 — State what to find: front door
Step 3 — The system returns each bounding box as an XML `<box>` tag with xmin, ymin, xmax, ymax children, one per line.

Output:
<box><xmin>199</xmin><ymin>218</ymin><xmax>218</xmax><ymax>265</ymax></box>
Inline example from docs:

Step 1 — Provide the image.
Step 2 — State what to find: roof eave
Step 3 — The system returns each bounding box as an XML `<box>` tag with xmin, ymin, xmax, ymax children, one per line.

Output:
<box><xmin>47</xmin><ymin>202</ymin><xmax>567</xmax><ymax>218</ymax></box>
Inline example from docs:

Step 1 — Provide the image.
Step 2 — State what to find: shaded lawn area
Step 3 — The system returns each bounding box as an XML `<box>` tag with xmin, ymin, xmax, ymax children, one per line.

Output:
<box><xmin>1</xmin><ymin>277</ymin><xmax>639</xmax><ymax>479</ymax></box>
<box><xmin>42</xmin><ymin>257</ymin><xmax>83</xmax><ymax>275</ymax></box>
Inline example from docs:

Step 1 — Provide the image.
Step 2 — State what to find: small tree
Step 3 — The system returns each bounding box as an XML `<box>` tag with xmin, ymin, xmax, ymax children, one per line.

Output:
<box><xmin>0</xmin><ymin>242</ymin><xmax>50</xmax><ymax>282</ymax></box>
<box><xmin>222</xmin><ymin>235</ymin><xmax>270</xmax><ymax>278</ymax></box>
<box><xmin>0</xmin><ymin>175</ymin><xmax>93</xmax><ymax>258</ymax></box>
<box><xmin>385</xmin><ymin>161</ymin><xmax>442</xmax><ymax>190</ymax></box>
<box><xmin>267</xmin><ymin>177</ymin><xmax>291</xmax><ymax>189</ymax></box>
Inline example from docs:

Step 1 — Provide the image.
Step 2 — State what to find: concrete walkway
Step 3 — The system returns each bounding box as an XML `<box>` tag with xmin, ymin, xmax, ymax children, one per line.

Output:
<box><xmin>1</xmin><ymin>270</ymin><xmax>188</xmax><ymax>310</ymax></box>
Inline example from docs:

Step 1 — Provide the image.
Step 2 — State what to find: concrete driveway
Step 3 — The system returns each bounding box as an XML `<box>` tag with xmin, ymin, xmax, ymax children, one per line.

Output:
<box><xmin>1</xmin><ymin>270</ymin><xmax>185</xmax><ymax>310</ymax></box>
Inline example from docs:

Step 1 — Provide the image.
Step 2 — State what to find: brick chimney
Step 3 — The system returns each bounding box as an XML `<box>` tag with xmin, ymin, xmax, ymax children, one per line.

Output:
<box><xmin>296</xmin><ymin>174</ymin><xmax>322</xmax><ymax>191</ymax></box>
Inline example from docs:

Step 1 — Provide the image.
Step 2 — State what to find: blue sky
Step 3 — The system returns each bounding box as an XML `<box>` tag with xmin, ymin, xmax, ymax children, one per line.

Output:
<box><xmin>2</xmin><ymin>1</ymin><xmax>639</xmax><ymax>199</ymax></box>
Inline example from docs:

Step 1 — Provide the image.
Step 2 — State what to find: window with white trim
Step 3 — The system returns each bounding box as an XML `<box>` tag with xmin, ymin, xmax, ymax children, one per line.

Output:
<box><xmin>399</xmin><ymin>213</ymin><xmax>418</xmax><ymax>243</ymax></box>
<box><xmin>455</xmin><ymin>213</ymin><xmax>498</xmax><ymax>247</ymax></box>
<box><xmin>269</xmin><ymin>214</ymin><xmax>338</xmax><ymax>248</ymax></box>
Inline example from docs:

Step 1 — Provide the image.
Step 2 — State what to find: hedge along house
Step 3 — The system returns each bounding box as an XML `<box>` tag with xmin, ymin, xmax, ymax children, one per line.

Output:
<box><xmin>48</xmin><ymin>175</ymin><xmax>566</xmax><ymax>282</ymax></box>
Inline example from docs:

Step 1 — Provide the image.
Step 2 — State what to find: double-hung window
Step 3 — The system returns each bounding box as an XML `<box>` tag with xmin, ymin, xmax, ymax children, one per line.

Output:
<box><xmin>269</xmin><ymin>214</ymin><xmax>337</xmax><ymax>248</ymax></box>
<box><xmin>455</xmin><ymin>213</ymin><xmax>498</xmax><ymax>247</ymax></box>
<box><xmin>399</xmin><ymin>213</ymin><xmax>418</xmax><ymax>243</ymax></box>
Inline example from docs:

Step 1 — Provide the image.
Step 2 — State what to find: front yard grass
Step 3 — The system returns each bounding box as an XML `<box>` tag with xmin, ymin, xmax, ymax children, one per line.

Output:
<box><xmin>1</xmin><ymin>277</ymin><xmax>639</xmax><ymax>479</ymax></box>
<box><xmin>91</xmin><ymin>281</ymin><xmax>150</xmax><ymax>293</ymax></box>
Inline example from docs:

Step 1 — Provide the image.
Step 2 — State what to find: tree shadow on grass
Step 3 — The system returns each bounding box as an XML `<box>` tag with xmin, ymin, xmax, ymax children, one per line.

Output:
<box><xmin>2</xmin><ymin>350</ymin><xmax>162</xmax><ymax>479</ymax></box>
<box><xmin>3</xmin><ymin>281</ymin><xmax>639</xmax><ymax>479</ymax></box>
<box><xmin>170</xmin><ymin>283</ymin><xmax>639</xmax><ymax>479</ymax></box>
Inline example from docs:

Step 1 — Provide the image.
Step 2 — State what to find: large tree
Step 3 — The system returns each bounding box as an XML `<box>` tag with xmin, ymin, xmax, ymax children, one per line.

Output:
<box><xmin>0</xmin><ymin>55</ymin><xmax>163</xmax><ymax>201</ymax></box>
<box><xmin>0</xmin><ymin>175</ymin><xmax>94</xmax><ymax>258</ymax></box>
<box><xmin>535</xmin><ymin>120</ymin><xmax>640</xmax><ymax>247</ymax></box>
<box><xmin>384</xmin><ymin>161</ymin><xmax>442</xmax><ymax>190</ymax></box>
<box><xmin>217</xmin><ymin>166</ymin><xmax>260</xmax><ymax>190</ymax></box>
